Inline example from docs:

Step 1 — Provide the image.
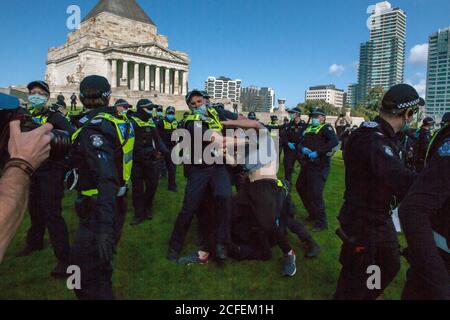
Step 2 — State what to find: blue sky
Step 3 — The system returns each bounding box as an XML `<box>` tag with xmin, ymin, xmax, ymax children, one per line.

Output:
<box><xmin>0</xmin><ymin>0</ymin><xmax>449</xmax><ymax>106</ymax></box>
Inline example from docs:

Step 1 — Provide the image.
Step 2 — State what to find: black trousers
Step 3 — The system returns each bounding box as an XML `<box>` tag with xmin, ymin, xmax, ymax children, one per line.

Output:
<box><xmin>26</xmin><ymin>165</ymin><xmax>70</xmax><ymax>263</ymax></box>
<box><xmin>233</xmin><ymin>180</ymin><xmax>292</xmax><ymax>256</ymax></box>
<box><xmin>131</xmin><ymin>160</ymin><xmax>161</xmax><ymax>220</ymax></box>
<box><xmin>334</xmin><ymin>219</ymin><xmax>401</xmax><ymax>300</ymax></box>
<box><xmin>164</xmin><ymin>151</ymin><xmax>177</xmax><ymax>189</ymax></box>
<box><xmin>71</xmin><ymin>101</ymin><xmax>76</xmax><ymax>111</ymax></box>
<box><xmin>169</xmin><ymin>166</ymin><xmax>232</xmax><ymax>255</ymax></box>
<box><xmin>296</xmin><ymin>164</ymin><xmax>330</xmax><ymax>228</ymax></box>
<box><xmin>280</xmin><ymin>193</ymin><xmax>312</xmax><ymax>242</ymax></box>
<box><xmin>71</xmin><ymin>195</ymin><xmax>126</xmax><ymax>300</ymax></box>
<box><xmin>283</xmin><ymin>148</ymin><xmax>297</xmax><ymax>184</ymax></box>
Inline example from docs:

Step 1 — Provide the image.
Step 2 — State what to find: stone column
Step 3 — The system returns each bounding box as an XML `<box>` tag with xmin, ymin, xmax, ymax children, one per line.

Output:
<box><xmin>133</xmin><ymin>63</ymin><xmax>139</xmax><ymax>91</ymax></box>
<box><xmin>121</xmin><ymin>61</ymin><xmax>128</xmax><ymax>88</ymax></box>
<box><xmin>182</xmin><ymin>71</ymin><xmax>188</xmax><ymax>95</ymax></box>
<box><xmin>164</xmin><ymin>68</ymin><xmax>170</xmax><ymax>94</ymax></box>
<box><xmin>111</xmin><ymin>59</ymin><xmax>117</xmax><ymax>88</ymax></box>
<box><xmin>174</xmin><ymin>70</ymin><xmax>180</xmax><ymax>95</ymax></box>
<box><xmin>154</xmin><ymin>66</ymin><xmax>160</xmax><ymax>92</ymax></box>
<box><xmin>145</xmin><ymin>65</ymin><xmax>150</xmax><ymax>91</ymax></box>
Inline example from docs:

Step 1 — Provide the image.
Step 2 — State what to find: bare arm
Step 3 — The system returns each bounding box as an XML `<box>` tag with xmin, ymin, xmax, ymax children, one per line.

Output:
<box><xmin>0</xmin><ymin>168</ymin><xmax>30</xmax><ymax>262</ymax></box>
<box><xmin>222</xmin><ymin>119</ymin><xmax>263</xmax><ymax>129</ymax></box>
<box><xmin>0</xmin><ymin>121</ymin><xmax>52</xmax><ymax>263</ymax></box>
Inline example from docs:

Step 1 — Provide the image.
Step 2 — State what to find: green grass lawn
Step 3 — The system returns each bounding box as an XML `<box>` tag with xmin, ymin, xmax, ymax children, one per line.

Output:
<box><xmin>0</xmin><ymin>113</ymin><xmax>409</xmax><ymax>300</ymax></box>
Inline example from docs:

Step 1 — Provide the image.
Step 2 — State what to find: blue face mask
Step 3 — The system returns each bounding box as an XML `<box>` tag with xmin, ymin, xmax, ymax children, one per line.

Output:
<box><xmin>311</xmin><ymin>118</ymin><xmax>321</xmax><ymax>127</ymax></box>
<box><xmin>157</xmin><ymin>112</ymin><xmax>163</xmax><ymax>117</ymax></box>
<box><xmin>167</xmin><ymin>115</ymin><xmax>175</xmax><ymax>121</ymax></box>
<box><xmin>194</xmin><ymin>105</ymin><xmax>207</xmax><ymax>115</ymax></box>
<box><xmin>28</xmin><ymin>94</ymin><xmax>47</xmax><ymax>109</ymax></box>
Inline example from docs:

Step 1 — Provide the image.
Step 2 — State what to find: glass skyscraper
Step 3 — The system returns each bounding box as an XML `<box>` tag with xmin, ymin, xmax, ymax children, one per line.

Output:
<box><xmin>425</xmin><ymin>27</ymin><xmax>450</xmax><ymax>121</ymax></box>
<box><xmin>356</xmin><ymin>2</ymin><xmax>406</xmax><ymax>105</ymax></box>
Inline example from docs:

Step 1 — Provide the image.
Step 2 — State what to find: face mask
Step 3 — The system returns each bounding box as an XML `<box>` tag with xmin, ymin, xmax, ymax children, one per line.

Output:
<box><xmin>401</xmin><ymin>123</ymin><xmax>410</xmax><ymax>132</ymax></box>
<box><xmin>194</xmin><ymin>105</ymin><xmax>207</xmax><ymax>115</ymax></box>
<box><xmin>167</xmin><ymin>115</ymin><xmax>175</xmax><ymax>121</ymax></box>
<box><xmin>120</xmin><ymin>110</ymin><xmax>128</xmax><ymax>116</ymax></box>
<box><xmin>157</xmin><ymin>112</ymin><xmax>163</xmax><ymax>117</ymax></box>
<box><xmin>28</xmin><ymin>94</ymin><xmax>47</xmax><ymax>109</ymax></box>
<box><xmin>311</xmin><ymin>118</ymin><xmax>320</xmax><ymax>127</ymax></box>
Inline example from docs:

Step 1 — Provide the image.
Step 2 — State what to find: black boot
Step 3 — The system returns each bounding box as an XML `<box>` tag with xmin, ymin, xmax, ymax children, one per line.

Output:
<box><xmin>305</xmin><ymin>239</ymin><xmax>321</xmax><ymax>258</ymax></box>
<box><xmin>130</xmin><ymin>216</ymin><xmax>145</xmax><ymax>226</ymax></box>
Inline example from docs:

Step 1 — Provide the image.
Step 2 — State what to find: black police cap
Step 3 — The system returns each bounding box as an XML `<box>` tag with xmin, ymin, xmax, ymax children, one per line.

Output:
<box><xmin>185</xmin><ymin>89</ymin><xmax>208</xmax><ymax>105</ymax></box>
<box><xmin>166</xmin><ymin>106</ymin><xmax>176</xmax><ymax>114</ymax></box>
<box><xmin>422</xmin><ymin>117</ymin><xmax>435</xmax><ymax>126</ymax></box>
<box><xmin>79</xmin><ymin>75</ymin><xmax>111</xmax><ymax>100</ymax></box>
<box><xmin>27</xmin><ymin>80</ymin><xmax>50</xmax><ymax>96</ymax></box>
<box><xmin>114</xmin><ymin>99</ymin><xmax>131</xmax><ymax>108</ymax></box>
<box><xmin>310</xmin><ymin>108</ymin><xmax>326</xmax><ymax>117</ymax></box>
<box><xmin>381</xmin><ymin>84</ymin><xmax>425</xmax><ymax>114</ymax></box>
<box><xmin>136</xmin><ymin>99</ymin><xmax>153</xmax><ymax>109</ymax></box>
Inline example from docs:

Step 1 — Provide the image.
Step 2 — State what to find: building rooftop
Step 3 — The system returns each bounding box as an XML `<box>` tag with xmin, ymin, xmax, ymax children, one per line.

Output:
<box><xmin>83</xmin><ymin>0</ymin><xmax>156</xmax><ymax>26</ymax></box>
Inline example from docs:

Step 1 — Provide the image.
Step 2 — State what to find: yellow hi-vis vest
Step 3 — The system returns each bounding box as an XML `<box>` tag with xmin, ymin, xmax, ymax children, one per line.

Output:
<box><xmin>31</xmin><ymin>109</ymin><xmax>48</xmax><ymax>125</ymax></box>
<box><xmin>163</xmin><ymin>119</ymin><xmax>178</xmax><ymax>130</ymax></box>
<box><xmin>131</xmin><ymin>116</ymin><xmax>156</xmax><ymax>128</ymax></box>
<box><xmin>72</xmin><ymin>113</ymin><xmax>135</xmax><ymax>197</ymax></box>
<box><xmin>304</xmin><ymin>123</ymin><xmax>327</xmax><ymax>135</ymax></box>
<box><xmin>185</xmin><ymin>108</ymin><xmax>223</xmax><ymax>132</ymax></box>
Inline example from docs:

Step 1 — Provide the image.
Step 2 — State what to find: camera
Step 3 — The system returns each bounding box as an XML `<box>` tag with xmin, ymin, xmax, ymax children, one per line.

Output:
<box><xmin>0</xmin><ymin>105</ymin><xmax>72</xmax><ymax>169</ymax></box>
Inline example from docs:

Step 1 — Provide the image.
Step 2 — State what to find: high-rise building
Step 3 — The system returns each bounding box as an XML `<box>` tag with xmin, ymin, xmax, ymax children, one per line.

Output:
<box><xmin>347</xmin><ymin>84</ymin><xmax>358</xmax><ymax>107</ymax></box>
<box><xmin>356</xmin><ymin>1</ymin><xmax>406</xmax><ymax>104</ymax></box>
<box><xmin>425</xmin><ymin>27</ymin><xmax>450</xmax><ymax>121</ymax></box>
<box><xmin>305</xmin><ymin>85</ymin><xmax>345</xmax><ymax>108</ymax></box>
<box><xmin>204</xmin><ymin>76</ymin><xmax>241</xmax><ymax>102</ymax></box>
<box><xmin>241</xmin><ymin>86</ymin><xmax>275</xmax><ymax>112</ymax></box>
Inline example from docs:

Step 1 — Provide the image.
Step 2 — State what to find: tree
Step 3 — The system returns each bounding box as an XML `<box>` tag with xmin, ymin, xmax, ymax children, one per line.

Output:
<box><xmin>295</xmin><ymin>100</ymin><xmax>341</xmax><ymax>116</ymax></box>
<box><xmin>365</xmin><ymin>86</ymin><xmax>385</xmax><ymax>111</ymax></box>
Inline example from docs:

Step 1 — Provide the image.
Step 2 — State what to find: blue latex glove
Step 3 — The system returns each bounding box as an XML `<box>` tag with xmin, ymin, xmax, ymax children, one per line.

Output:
<box><xmin>288</xmin><ymin>143</ymin><xmax>296</xmax><ymax>151</ymax></box>
<box><xmin>308</xmin><ymin>151</ymin><xmax>319</xmax><ymax>160</ymax></box>
<box><xmin>301</xmin><ymin>147</ymin><xmax>312</xmax><ymax>155</ymax></box>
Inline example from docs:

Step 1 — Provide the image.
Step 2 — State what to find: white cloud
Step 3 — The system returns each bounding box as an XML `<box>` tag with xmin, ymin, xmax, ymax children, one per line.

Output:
<box><xmin>328</xmin><ymin>64</ymin><xmax>345</xmax><ymax>76</ymax></box>
<box><xmin>407</xmin><ymin>78</ymin><xmax>427</xmax><ymax>98</ymax></box>
<box><xmin>408</xmin><ymin>44</ymin><xmax>429</xmax><ymax>64</ymax></box>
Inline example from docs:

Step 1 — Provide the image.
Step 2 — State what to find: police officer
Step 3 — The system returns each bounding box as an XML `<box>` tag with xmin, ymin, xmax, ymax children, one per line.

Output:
<box><xmin>114</xmin><ymin>99</ymin><xmax>132</xmax><ymax>117</ymax></box>
<box><xmin>129</xmin><ymin>99</ymin><xmax>168</xmax><ymax>225</ymax></box>
<box><xmin>178</xmin><ymin>111</ymin><xmax>191</xmax><ymax>129</ymax></box>
<box><xmin>70</xmin><ymin>75</ymin><xmax>134</xmax><ymax>300</ymax></box>
<box><xmin>157</xmin><ymin>106</ymin><xmax>179</xmax><ymax>192</ymax></box>
<box><xmin>267</xmin><ymin>115</ymin><xmax>279</xmax><ymax>133</ymax></box>
<box><xmin>440</xmin><ymin>112</ymin><xmax>450</xmax><ymax>128</ymax></box>
<box><xmin>248</xmin><ymin>111</ymin><xmax>257</xmax><ymax>121</ymax></box>
<box><xmin>168</xmin><ymin>89</ymin><xmax>238</xmax><ymax>263</ymax></box>
<box><xmin>16</xmin><ymin>80</ymin><xmax>73</xmax><ymax>279</ymax></box>
<box><xmin>297</xmin><ymin>109</ymin><xmax>338</xmax><ymax>231</ymax></box>
<box><xmin>281</xmin><ymin>110</ymin><xmax>306</xmax><ymax>184</ymax></box>
<box><xmin>334</xmin><ymin>84</ymin><xmax>420</xmax><ymax>300</ymax></box>
<box><xmin>70</xmin><ymin>92</ymin><xmax>77</xmax><ymax>111</ymax></box>
<box><xmin>154</xmin><ymin>105</ymin><xmax>164</xmax><ymax>124</ymax></box>
<box><xmin>399</xmin><ymin>116</ymin><xmax>450</xmax><ymax>300</ymax></box>
<box><xmin>413</xmin><ymin>117</ymin><xmax>435</xmax><ymax>172</ymax></box>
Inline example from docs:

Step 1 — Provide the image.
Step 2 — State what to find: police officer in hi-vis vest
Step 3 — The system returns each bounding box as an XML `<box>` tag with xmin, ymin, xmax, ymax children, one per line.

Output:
<box><xmin>297</xmin><ymin>108</ymin><xmax>338</xmax><ymax>232</ymax></box>
<box><xmin>16</xmin><ymin>80</ymin><xmax>74</xmax><ymax>279</ymax></box>
<box><xmin>70</xmin><ymin>75</ymin><xmax>135</xmax><ymax>300</ymax></box>
<box><xmin>129</xmin><ymin>99</ymin><xmax>168</xmax><ymax>225</ymax></box>
<box><xmin>157</xmin><ymin>106</ymin><xmax>179</xmax><ymax>192</ymax></box>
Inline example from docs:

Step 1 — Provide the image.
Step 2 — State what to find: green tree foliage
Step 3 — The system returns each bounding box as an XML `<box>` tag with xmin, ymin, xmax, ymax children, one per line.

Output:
<box><xmin>295</xmin><ymin>100</ymin><xmax>341</xmax><ymax>116</ymax></box>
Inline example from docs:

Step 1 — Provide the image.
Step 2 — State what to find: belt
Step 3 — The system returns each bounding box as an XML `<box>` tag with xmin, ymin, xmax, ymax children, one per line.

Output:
<box><xmin>81</xmin><ymin>186</ymin><xmax>128</xmax><ymax>198</ymax></box>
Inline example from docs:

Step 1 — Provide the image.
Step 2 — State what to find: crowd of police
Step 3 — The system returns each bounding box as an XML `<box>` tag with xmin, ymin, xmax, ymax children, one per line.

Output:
<box><xmin>2</xmin><ymin>74</ymin><xmax>449</xmax><ymax>300</ymax></box>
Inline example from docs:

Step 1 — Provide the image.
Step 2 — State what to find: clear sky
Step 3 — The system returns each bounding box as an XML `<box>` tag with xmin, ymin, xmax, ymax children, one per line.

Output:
<box><xmin>0</xmin><ymin>0</ymin><xmax>449</xmax><ymax>106</ymax></box>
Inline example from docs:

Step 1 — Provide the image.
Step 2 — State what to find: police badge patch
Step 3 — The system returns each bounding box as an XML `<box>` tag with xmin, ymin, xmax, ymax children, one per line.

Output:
<box><xmin>438</xmin><ymin>140</ymin><xmax>450</xmax><ymax>157</ymax></box>
<box><xmin>383</xmin><ymin>145</ymin><xmax>394</xmax><ymax>157</ymax></box>
<box><xmin>90</xmin><ymin>134</ymin><xmax>104</xmax><ymax>148</ymax></box>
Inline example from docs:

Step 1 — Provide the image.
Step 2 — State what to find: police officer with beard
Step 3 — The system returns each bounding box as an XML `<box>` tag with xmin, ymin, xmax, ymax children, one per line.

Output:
<box><xmin>70</xmin><ymin>75</ymin><xmax>135</xmax><ymax>300</ymax></box>
<box><xmin>16</xmin><ymin>80</ymin><xmax>74</xmax><ymax>279</ymax></box>
<box><xmin>399</xmin><ymin>114</ymin><xmax>450</xmax><ymax>300</ymax></box>
<box><xmin>334</xmin><ymin>84</ymin><xmax>420</xmax><ymax>300</ymax></box>
<box><xmin>129</xmin><ymin>99</ymin><xmax>168</xmax><ymax>225</ymax></box>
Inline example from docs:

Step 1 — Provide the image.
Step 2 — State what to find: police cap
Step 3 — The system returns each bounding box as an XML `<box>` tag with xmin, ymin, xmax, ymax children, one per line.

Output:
<box><xmin>381</xmin><ymin>84</ymin><xmax>425</xmax><ymax>114</ymax></box>
<box><xmin>79</xmin><ymin>75</ymin><xmax>111</xmax><ymax>100</ymax></box>
<box><xmin>27</xmin><ymin>80</ymin><xmax>50</xmax><ymax>96</ymax></box>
